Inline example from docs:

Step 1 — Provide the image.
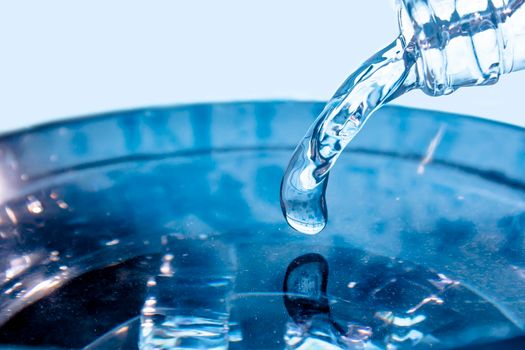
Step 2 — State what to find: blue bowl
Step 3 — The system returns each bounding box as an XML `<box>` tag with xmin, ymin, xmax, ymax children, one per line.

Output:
<box><xmin>0</xmin><ymin>101</ymin><xmax>524</xmax><ymax>349</ymax></box>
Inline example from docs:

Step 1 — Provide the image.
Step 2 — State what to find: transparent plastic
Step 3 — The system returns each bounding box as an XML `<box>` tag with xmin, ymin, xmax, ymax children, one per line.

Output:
<box><xmin>399</xmin><ymin>0</ymin><xmax>525</xmax><ymax>96</ymax></box>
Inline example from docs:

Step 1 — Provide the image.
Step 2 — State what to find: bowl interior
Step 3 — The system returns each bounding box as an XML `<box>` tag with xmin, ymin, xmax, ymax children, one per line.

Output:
<box><xmin>0</xmin><ymin>101</ymin><xmax>524</xmax><ymax>349</ymax></box>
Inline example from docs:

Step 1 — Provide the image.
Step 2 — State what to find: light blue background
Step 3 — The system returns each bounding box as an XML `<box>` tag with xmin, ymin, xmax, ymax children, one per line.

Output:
<box><xmin>1</xmin><ymin>0</ymin><xmax>524</xmax><ymax>132</ymax></box>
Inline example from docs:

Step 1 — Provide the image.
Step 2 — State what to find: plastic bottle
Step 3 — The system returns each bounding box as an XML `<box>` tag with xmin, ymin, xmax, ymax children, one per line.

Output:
<box><xmin>398</xmin><ymin>0</ymin><xmax>525</xmax><ymax>96</ymax></box>
<box><xmin>280</xmin><ymin>0</ymin><xmax>525</xmax><ymax>235</ymax></box>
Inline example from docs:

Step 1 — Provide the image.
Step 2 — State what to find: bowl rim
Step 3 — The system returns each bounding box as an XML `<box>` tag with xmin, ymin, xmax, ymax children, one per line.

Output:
<box><xmin>1</xmin><ymin>100</ymin><xmax>524</xmax><ymax>141</ymax></box>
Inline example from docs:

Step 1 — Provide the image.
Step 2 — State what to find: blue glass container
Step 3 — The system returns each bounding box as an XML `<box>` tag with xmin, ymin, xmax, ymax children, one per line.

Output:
<box><xmin>0</xmin><ymin>102</ymin><xmax>523</xmax><ymax>349</ymax></box>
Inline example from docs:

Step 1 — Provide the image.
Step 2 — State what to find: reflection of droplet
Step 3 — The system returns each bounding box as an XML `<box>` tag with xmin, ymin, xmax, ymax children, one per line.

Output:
<box><xmin>375</xmin><ymin>311</ymin><xmax>426</xmax><ymax>326</ymax></box>
<box><xmin>6</xmin><ymin>255</ymin><xmax>32</xmax><ymax>281</ymax></box>
<box><xmin>50</xmin><ymin>251</ymin><xmax>60</xmax><ymax>262</ymax></box>
<box><xmin>105</xmin><ymin>239</ymin><xmax>120</xmax><ymax>246</ymax></box>
<box><xmin>4</xmin><ymin>282</ymin><xmax>22</xmax><ymax>295</ymax></box>
<box><xmin>429</xmin><ymin>273</ymin><xmax>460</xmax><ymax>290</ymax></box>
<box><xmin>56</xmin><ymin>200</ymin><xmax>69</xmax><ymax>209</ymax></box>
<box><xmin>160</xmin><ymin>254</ymin><xmax>174</xmax><ymax>276</ymax></box>
<box><xmin>347</xmin><ymin>282</ymin><xmax>357</xmax><ymax>288</ymax></box>
<box><xmin>389</xmin><ymin>329</ymin><xmax>424</xmax><ymax>345</ymax></box>
<box><xmin>115</xmin><ymin>325</ymin><xmax>129</xmax><ymax>335</ymax></box>
<box><xmin>147</xmin><ymin>278</ymin><xmax>156</xmax><ymax>287</ymax></box>
<box><xmin>24</xmin><ymin>277</ymin><xmax>62</xmax><ymax>300</ymax></box>
<box><xmin>4</xmin><ymin>206</ymin><xmax>17</xmax><ymax>224</ymax></box>
<box><xmin>160</xmin><ymin>263</ymin><xmax>172</xmax><ymax>276</ymax></box>
<box><xmin>342</xmin><ymin>324</ymin><xmax>372</xmax><ymax>343</ymax></box>
<box><xmin>27</xmin><ymin>196</ymin><xmax>43</xmax><ymax>215</ymax></box>
<box><xmin>283</xmin><ymin>253</ymin><xmax>329</xmax><ymax>323</ymax></box>
<box><xmin>142</xmin><ymin>297</ymin><xmax>157</xmax><ymax>316</ymax></box>
<box><xmin>407</xmin><ymin>295</ymin><xmax>444</xmax><ymax>314</ymax></box>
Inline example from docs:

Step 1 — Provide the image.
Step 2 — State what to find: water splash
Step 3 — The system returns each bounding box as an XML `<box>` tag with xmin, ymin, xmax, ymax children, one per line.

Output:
<box><xmin>280</xmin><ymin>36</ymin><xmax>417</xmax><ymax>234</ymax></box>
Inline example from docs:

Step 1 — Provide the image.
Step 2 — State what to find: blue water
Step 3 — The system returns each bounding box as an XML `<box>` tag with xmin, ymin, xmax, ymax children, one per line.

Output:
<box><xmin>0</xmin><ymin>102</ymin><xmax>524</xmax><ymax>349</ymax></box>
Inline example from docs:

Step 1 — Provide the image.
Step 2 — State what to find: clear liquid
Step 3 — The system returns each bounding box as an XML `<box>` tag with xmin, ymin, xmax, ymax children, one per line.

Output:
<box><xmin>139</xmin><ymin>238</ymin><xmax>237</xmax><ymax>350</ymax></box>
<box><xmin>82</xmin><ymin>246</ymin><xmax>519</xmax><ymax>350</ymax></box>
<box><xmin>280</xmin><ymin>37</ymin><xmax>417</xmax><ymax>234</ymax></box>
<box><xmin>1</xmin><ymin>102</ymin><xmax>525</xmax><ymax>349</ymax></box>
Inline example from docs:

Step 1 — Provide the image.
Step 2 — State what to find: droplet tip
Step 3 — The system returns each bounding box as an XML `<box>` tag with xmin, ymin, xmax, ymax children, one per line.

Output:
<box><xmin>285</xmin><ymin>214</ymin><xmax>326</xmax><ymax>235</ymax></box>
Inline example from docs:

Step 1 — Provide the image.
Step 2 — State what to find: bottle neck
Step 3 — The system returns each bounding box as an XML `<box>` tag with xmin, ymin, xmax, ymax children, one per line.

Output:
<box><xmin>398</xmin><ymin>0</ymin><xmax>525</xmax><ymax>96</ymax></box>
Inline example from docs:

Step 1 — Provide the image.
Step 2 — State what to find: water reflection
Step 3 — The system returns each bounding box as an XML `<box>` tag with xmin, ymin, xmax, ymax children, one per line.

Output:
<box><xmin>282</xmin><ymin>251</ymin><xmax>521</xmax><ymax>350</ymax></box>
<box><xmin>139</xmin><ymin>235</ymin><xmax>238</xmax><ymax>350</ymax></box>
<box><xmin>283</xmin><ymin>253</ymin><xmax>373</xmax><ymax>350</ymax></box>
<box><xmin>283</xmin><ymin>253</ymin><xmax>330</xmax><ymax>323</ymax></box>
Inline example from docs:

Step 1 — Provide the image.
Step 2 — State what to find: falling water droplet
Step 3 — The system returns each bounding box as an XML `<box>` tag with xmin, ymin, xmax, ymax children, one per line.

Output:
<box><xmin>281</xmin><ymin>36</ymin><xmax>417</xmax><ymax>234</ymax></box>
